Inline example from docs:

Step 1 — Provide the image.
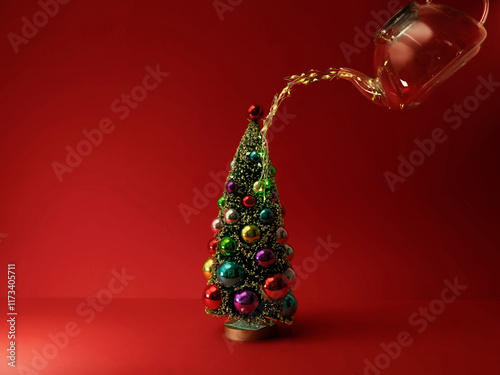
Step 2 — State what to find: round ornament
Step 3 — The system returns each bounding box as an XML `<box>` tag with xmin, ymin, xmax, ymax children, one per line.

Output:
<box><xmin>276</xmin><ymin>227</ymin><xmax>288</xmax><ymax>243</ymax></box>
<box><xmin>242</xmin><ymin>195</ymin><xmax>256</xmax><ymax>207</ymax></box>
<box><xmin>224</xmin><ymin>209</ymin><xmax>239</xmax><ymax>224</ymax></box>
<box><xmin>259</xmin><ymin>208</ymin><xmax>274</xmax><ymax>224</ymax></box>
<box><xmin>264</xmin><ymin>178</ymin><xmax>272</xmax><ymax>190</ymax></box>
<box><xmin>219</xmin><ymin>237</ymin><xmax>237</xmax><ymax>256</ymax></box>
<box><xmin>283</xmin><ymin>267</ymin><xmax>296</xmax><ymax>287</ymax></box>
<box><xmin>284</xmin><ymin>244</ymin><xmax>294</xmax><ymax>261</ymax></box>
<box><xmin>269</xmin><ymin>165</ymin><xmax>276</xmax><ymax>175</ymax></box>
<box><xmin>256</xmin><ymin>248</ymin><xmax>275</xmax><ymax>267</ymax></box>
<box><xmin>248</xmin><ymin>104</ymin><xmax>264</xmax><ymax>120</ymax></box>
<box><xmin>217</xmin><ymin>262</ymin><xmax>244</xmax><ymax>287</ymax></box>
<box><xmin>234</xmin><ymin>290</ymin><xmax>259</xmax><ymax>314</ymax></box>
<box><xmin>207</xmin><ymin>238</ymin><xmax>218</xmax><ymax>255</ymax></box>
<box><xmin>263</xmin><ymin>274</ymin><xmax>289</xmax><ymax>300</ymax></box>
<box><xmin>202</xmin><ymin>256</ymin><xmax>214</xmax><ymax>280</ymax></box>
<box><xmin>211</xmin><ymin>218</ymin><xmax>223</xmax><ymax>233</ymax></box>
<box><xmin>282</xmin><ymin>294</ymin><xmax>298</xmax><ymax>318</ymax></box>
<box><xmin>253</xmin><ymin>180</ymin><xmax>266</xmax><ymax>195</ymax></box>
<box><xmin>241</xmin><ymin>225</ymin><xmax>260</xmax><ymax>243</ymax></box>
<box><xmin>202</xmin><ymin>284</ymin><xmax>222</xmax><ymax>310</ymax></box>
<box><xmin>269</xmin><ymin>191</ymin><xmax>278</xmax><ymax>202</ymax></box>
<box><xmin>250</xmin><ymin>151</ymin><xmax>262</xmax><ymax>163</ymax></box>
<box><xmin>226</xmin><ymin>180</ymin><xmax>237</xmax><ymax>193</ymax></box>
<box><xmin>217</xmin><ymin>196</ymin><xmax>226</xmax><ymax>209</ymax></box>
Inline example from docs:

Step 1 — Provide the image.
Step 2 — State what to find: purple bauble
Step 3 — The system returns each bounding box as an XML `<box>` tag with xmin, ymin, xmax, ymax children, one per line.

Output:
<box><xmin>256</xmin><ymin>248</ymin><xmax>275</xmax><ymax>267</ymax></box>
<box><xmin>269</xmin><ymin>191</ymin><xmax>278</xmax><ymax>202</ymax></box>
<box><xmin>234</xmin><ymin>291</ymin><xmax>259</xmax><ymax>314</ymax></box>
<box><xmin>226</xmin><ymin>180</ymin><xmax>237</xmax><ymax>193</ymax></box>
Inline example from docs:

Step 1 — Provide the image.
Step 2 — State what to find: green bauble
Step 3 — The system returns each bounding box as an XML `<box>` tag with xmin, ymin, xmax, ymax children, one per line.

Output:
<box><xmin>264</xmin><ymin>178</ymin><xmax>273</xmax><ymax>190</ymax></box>
<box><xmin>269</xmin><ymin>165</ymin><xmax>276</xmax><ymax>175</ymax></box>
<box><xmin>241</xmin><ymin>225</ymin><xmax>260</xmax><ymax>243</ymax></box>
<box><xmin>252</xmin><ymin>181</ymin><xmax>266</xmax><ymax>195</ymax></box>
<box><xmin>217</xmin><ymin>195</ymin><xmax>226</xmax><ymax>208</ymax></box>
<box><xmin>282</xmin><ymin>294</ymin><xmax>298</xmax><ymax>318</ymax></box>
<box><xmin>220</xmin><ymin>237</ymin><xmax>237</xmax><ymax>256</ymax></box>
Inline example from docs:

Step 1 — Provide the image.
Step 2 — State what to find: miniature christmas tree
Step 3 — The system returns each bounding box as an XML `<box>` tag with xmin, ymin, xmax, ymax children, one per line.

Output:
<box><xmin>202</xmin><ymin>105</ymin><xmax>297</xmax><ymax>340</ymax></box>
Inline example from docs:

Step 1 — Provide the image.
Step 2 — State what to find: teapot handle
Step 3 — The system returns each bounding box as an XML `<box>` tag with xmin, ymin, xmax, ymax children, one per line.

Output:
<box><xmin>480</xmin><ymin>0</ymin><xmax>490</xmax><ymax>24</ymax></box>
<box><xmin>426</xmin><ymin>0</ymin><xmax>489</xmax><ymax>24</ymax></box>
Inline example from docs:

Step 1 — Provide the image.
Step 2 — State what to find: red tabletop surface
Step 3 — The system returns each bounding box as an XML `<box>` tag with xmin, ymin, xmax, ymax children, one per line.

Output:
<box><xmin>1</xmin><ymin>298</ymin><xmax>498</xmax><ymax>375</ymax></box>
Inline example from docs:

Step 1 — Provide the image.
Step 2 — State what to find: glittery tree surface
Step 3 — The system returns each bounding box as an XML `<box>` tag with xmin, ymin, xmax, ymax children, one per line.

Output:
<box><xmin>203</xmin><ymin>118</ymin><xmax>297</xmax><ymax>327</ymax></box>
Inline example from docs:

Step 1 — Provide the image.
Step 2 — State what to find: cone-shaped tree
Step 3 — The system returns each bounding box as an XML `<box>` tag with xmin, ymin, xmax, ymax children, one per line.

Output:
<box><xmin>202</xmin><ymin>107</ymin><xmax>297</xmax><ymax>328</ymax></box>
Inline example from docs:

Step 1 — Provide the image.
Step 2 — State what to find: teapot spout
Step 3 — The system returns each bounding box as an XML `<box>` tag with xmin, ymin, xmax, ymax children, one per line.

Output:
<box><xmin>337</xmin><ymin>67</ymin><xmax>389</xmax><ymax>109</ymax></box>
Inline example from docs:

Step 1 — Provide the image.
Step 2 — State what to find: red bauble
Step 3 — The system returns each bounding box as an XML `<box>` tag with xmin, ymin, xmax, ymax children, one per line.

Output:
<box><xmin>203</xmin><ymin>284</ymin><xmax>222</xmax><ymax>310</ymax></box>
<box><xmin>263</xmin><ymin>274</ymin><xmax>289</xmax><ymax>300</ymax></box>
<box><xmin>242</xmin><ymin>195</ymin><xmax>256</xmax><ymax>208</ymax></box>
<box><xmin>207</xmin><ymin>238</ymin><xmax>218</xmax><ymax>255</ymax></box>
<box><xmin>248</xmin><ymin>104</ymin><xmax>264</xmax><ymax>121</ymax></box>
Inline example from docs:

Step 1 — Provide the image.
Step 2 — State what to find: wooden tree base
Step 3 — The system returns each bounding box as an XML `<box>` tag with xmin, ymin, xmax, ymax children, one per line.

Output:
<box><xmin>224</xmin><ymin>320</ymin><xmax>277</xmax><ymax>341</ymax></box>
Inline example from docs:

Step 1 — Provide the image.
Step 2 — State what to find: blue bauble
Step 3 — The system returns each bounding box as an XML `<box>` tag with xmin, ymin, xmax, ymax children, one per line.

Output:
<box><xmin>282</xmin><ymin>294</ymin><xmax>297</xmax><ymax>318</ymax></box>
<box><xmin>250</xmin><ymin>151</ymin><xmax>261</xmax><ymax>163</ymax></box>
<box><xmin>217</xmin><ymin>262</ymin><xmax>244</xmax><ymax>287</ymax></box>
<box><xmin>259</xmin><ymin>208</ymin><xmax>274</xmax><ymax>224</ymax></box>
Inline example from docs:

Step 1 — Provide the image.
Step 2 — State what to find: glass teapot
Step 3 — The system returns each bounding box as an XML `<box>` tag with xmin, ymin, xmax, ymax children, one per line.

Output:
<box><xmin>338</xmin><ymin>0</ymin><xmax>490</xmax><ymax>110</ymax></box>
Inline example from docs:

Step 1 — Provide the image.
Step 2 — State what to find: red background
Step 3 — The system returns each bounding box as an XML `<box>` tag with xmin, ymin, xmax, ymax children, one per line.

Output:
<box><xmin>0</xmin><ymin>0</ymin><xmax>499</xmax><ymax>374</ymax></box>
